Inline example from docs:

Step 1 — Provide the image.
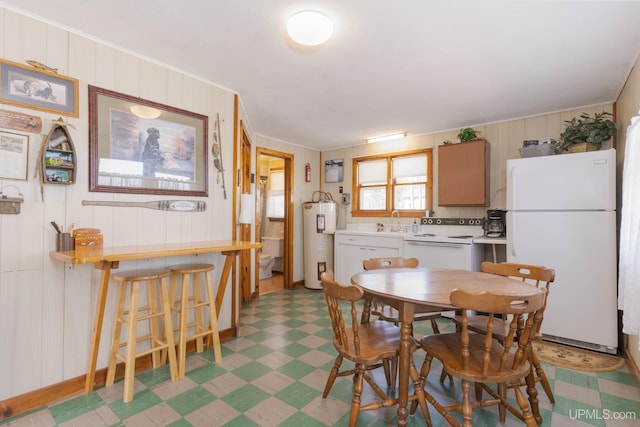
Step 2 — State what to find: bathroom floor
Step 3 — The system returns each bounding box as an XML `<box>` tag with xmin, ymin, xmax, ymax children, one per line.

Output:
<box><xmin>259</xmin><ymin>272</ymin><xmax>284</xmax><ymax>295</ymax></box>
<box><xmin>3</xmin><ymin>286</ymin><xmax>640</xmax><ymax>426</ymax></box>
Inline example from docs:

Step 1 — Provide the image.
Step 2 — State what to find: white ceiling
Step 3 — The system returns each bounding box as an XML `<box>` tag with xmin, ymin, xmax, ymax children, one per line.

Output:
<box><xmin>2</xmin><ymin>1</ymin><xmax>640</xmax><ymax>151</ymax></box>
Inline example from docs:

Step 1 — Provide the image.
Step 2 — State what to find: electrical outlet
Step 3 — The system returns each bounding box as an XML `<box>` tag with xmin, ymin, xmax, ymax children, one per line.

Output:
<box><xmin>342</xmin><ymin>193</ymin><xmax>350</xmax><ymax>205</ymax></box>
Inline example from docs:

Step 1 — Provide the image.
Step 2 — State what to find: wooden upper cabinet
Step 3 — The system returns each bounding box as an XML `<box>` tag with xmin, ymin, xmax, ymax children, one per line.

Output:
<box><xmin>437</xmin><ymin>139</ymin><xmax>488</xmax><ymax>206</ymax></box>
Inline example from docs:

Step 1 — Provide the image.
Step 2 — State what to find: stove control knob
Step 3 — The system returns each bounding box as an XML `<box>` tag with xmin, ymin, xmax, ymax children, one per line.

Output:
<box><xmin>436</xmin><ymin>218</ymin><xmax>442</xmax><ymax>224</ymax></box>
<box><xmin>459</xmin><ymin>219</ymin><xmax>465</xmax><ymax>224</ymax></box>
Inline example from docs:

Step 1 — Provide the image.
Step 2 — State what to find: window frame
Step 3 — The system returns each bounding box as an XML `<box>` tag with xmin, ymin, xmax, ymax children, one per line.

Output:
<box><xmin>351</xmin><ymin>148</ymin><xmax>433</xmax><ymax>218</ymax></box>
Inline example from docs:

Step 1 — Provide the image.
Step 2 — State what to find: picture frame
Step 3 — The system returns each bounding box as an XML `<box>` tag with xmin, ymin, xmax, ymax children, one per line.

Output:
<box><xmin>0</xmin><ymin>130</ymin><xmax>29</xmax><ymax>180</ymax></box>
<box><xmin>88</xmin><ymin>85</ymin><xmax>208</xmax><ymax>196</ymax></box>
<box><xmin>0</xmin><ymin>59</ymin><xmax>79</xmax><ymax>117</ymax></box>
<box><xmin>324</xmin><ymin>159</ymin><xmax>343</xmax><ymax>183</ymax></box>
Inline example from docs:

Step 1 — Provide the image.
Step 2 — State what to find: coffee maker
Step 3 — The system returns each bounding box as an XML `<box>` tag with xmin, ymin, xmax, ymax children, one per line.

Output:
<box><xmin>484</xmin><ymin>209</ymin><xmax>506</xmax><ymax>238</ymax></box>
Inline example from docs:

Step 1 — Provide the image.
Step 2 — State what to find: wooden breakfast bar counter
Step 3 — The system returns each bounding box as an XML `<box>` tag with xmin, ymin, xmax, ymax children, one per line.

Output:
<box><xmin>50</xmin><ymin>240</ymin><xmax>262</xmax><ymax>393</ymax></box>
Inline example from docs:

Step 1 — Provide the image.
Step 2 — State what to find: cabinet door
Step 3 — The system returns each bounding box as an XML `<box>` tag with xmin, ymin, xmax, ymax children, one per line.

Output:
<box><xmin>334</xmin><ymin>234</ymin><xmax>404</xmax><ymax>284</ymax></box>
<box><xmin>335</xmin><ymin>243</ymin><xmax>368</xmax><ymax>284</ymax></box>
<box><xmin>438</xmin><ymin>139</ymin><xmax>488</xmax><ymax>206</ymax></box>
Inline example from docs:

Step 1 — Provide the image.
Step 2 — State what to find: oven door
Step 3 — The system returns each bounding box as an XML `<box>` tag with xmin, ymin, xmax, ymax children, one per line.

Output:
<box><xmin>403</xmin><ymin>239</ymin><xmax>479</xmax><ymax>271</ymax></box>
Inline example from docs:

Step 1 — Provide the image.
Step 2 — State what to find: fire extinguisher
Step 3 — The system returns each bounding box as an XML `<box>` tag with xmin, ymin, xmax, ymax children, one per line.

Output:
<box><xmin>305</xmin><ymin>163</ymin><xmax>311</xmax><ymax>182</ymax></box>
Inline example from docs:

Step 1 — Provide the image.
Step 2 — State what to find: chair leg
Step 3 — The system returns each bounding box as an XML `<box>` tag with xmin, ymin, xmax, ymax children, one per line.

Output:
<box><xmin>147</xmin><ymin>278</ymin><xmax>161</xmax><ymax>368</ymax></box>
<box><xmin>408</xmin><ymin>355</ymin><xmax>432</xmax><ymax>426</ymax></box>
<box><xmin>514</xmin><ymin>385</ymin><xmax>538</xmax><ymax>427</ymax></box>
<box><xmin>123</xmin><ymin>281</ymin><xmax>140</xmax><ymax>403</ymax></box>
<box><xmin>410</xmin><ymin>353</ymin><xmax>433</xmax><ymax>415</ymax></box>
<box><xmin>474</xmin><ymin>382</ymin><xmax>483</xmax><ymax>401</ymax></box>
<box><xmin>460</xmin><ymin>379</ymin><xmax>473</xmax><ymax>427</ymax></box>
<box><xmin>531</xmin><ymin>349</ymin><xmax>555</xmax><ymax>403</ymax></box>
<box><xmin>497</xmin><ymin>382</ymin><xmax>507</xmax><ymax>423</ymax></box>
<box><xmin>430</xmin><ymin>318</ymin><xmax>440</xmax><ymax>334</ymax></box>
<box><xmin>390</xmin><ymin>356</ymin><xmax>398</xmax><ymax>393</ymax></box>
<box><xmin>177</xmin><ymin>273</ymin><xmax>190</xmax><ymax>379</ymax></box>
<box><xmin>159</xmin><ymin>276</ymin><xmax>178</xmax><ymax>382</ymax></box>
<box><xmin>382</xmin><ymin>358</ymin><xmax>391</xmax><ymax>389</ymax></box>
<box><xmin>193</xmin><ymin>273</ymin><xmax>204</xmax><ymax>353</ymax></box>
<box><xmin>204</xmin><ymin>270</ymin><xmax>222</xmax><ymax>363</ymax></box>
<box><xmin>106</xmin><ymin>281</ymin><xmax>127</xmax><ymax>387</ymax></box>
<box><xmin>525</xmin><ymin>366</ymin><xmax>542</xmax><ymax>425</ymax></box>
<box><xmin>349</xmin><ymin>368</ymin><xmax>364</xmax><ymax>427</ymax></box>
<box><xmin>323</xmin><ymin>355</ymin><xmax>343</xmax><ymax>398</ymax></box>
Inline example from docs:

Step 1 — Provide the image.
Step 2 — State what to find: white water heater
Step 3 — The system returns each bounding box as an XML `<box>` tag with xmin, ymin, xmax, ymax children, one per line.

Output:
<box><xmin>303</xmin><ymin>199</ymin><xmax>336</xmax><ymax>289</ymax></box>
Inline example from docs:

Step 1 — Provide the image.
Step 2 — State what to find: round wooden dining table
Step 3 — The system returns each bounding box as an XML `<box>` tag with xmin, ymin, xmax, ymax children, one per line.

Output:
<box><xmin>351</xmin><ymin>267</ymin><xmax>544</xmax><ymax>427</ymax></box>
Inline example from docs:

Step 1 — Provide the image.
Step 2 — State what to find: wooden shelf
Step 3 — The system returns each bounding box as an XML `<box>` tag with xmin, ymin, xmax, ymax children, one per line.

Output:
<box><xmin>40</xmin><ymin>123</ymin><xmax>77</xmax><ymax>185</ymax></box>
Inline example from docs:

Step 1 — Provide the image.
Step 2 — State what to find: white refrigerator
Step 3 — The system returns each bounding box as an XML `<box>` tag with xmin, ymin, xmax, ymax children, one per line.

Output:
<box><xmin>506</xmin><ymin>148</ymin><xmax>617</xmax><ymax>353</ymax></box>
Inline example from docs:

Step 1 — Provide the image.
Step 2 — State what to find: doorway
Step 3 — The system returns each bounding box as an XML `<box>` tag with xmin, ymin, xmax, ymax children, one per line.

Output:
<box><xmin>255</xmin><ymin>147</ymin><xmax>293</xmax><ymax>295</ymax></box>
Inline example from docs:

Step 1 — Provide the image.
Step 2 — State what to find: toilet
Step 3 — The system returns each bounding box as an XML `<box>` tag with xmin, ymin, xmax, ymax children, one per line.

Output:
<box><xmin>259</xmin><ymin>236</ymin><xmax>284</xmax><ymax>280</ymax></box>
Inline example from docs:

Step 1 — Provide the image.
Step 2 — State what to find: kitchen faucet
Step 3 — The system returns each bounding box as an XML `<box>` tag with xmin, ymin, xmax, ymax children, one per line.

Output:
<box><xmin>391</xmin><ymin>210</ymin><xmax>401</xmax><ymax>232</ymax></box>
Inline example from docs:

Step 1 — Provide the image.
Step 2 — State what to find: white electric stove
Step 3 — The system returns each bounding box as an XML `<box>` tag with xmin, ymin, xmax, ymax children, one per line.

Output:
<box><xmin>403</xmin><ymin>217</ymin><xmax>484</xmax><ymax>271</ymax></box>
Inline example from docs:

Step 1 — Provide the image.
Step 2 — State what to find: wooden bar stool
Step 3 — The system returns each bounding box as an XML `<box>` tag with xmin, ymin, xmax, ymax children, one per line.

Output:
<box><xmin>105</xmin><ymin>268</ymin><xmax>178</xmax><ymax>403</ymax></box>
<box><xmin>168</xmin><ymin>263</ymin><xmax>222</xmax><ymax>378</ymax></box>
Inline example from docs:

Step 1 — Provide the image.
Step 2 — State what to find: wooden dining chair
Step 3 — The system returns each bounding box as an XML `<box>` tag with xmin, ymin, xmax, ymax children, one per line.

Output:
<box><xmin>362</xmin><ymin>257</ymin><xmax>442</xmax><ymax>335</ymax></box>
<box><xmin>446</xmin><ymin>261</ymin><xmax>556</xmax><ymax>422</ymax></box>
<box><xmin>411</xmin><ymin>288</ymin><xmax>546</xmax><ymax>427</ymax></box>
<box><xmin>320</xmin><ymin>270</ymin><xmax>431</xmax><ymax>427</ymax></box>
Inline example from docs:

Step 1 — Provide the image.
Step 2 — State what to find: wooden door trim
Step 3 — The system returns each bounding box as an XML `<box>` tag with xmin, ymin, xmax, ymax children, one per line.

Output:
<box><xmin>256</xmin><ymin>146</ymin><xmax>294</xmax><ymax>291</ymax></box>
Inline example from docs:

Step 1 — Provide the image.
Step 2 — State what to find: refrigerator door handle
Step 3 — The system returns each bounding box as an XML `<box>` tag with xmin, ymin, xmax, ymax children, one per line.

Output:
<box><xmin>507</xmin><ymin>164</ymin><xmax>516</xmax><ymax>211</ymax></box>
<box><xmin>508</xmin><ymin>214</ymin><xmax>516</xmax><ymax>257</ymax></box>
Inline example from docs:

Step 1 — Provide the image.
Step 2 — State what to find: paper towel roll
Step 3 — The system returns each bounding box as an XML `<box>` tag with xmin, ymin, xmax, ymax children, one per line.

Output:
<box><xmin>238</xmin><ymin>193</ymin><xmax>254</xmax><ymax>224</ymax></box>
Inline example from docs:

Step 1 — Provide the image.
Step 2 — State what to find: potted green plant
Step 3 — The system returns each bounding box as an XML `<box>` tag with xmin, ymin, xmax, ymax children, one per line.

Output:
<box><xmin>558</xmin><ymin>111</ymin><xmax>616</xmax><ymax>153</ymax></box>
<box><xmin>457</xmin><ymin>127</ymin><xmax>480</xmax><ymax>142</ymax></box>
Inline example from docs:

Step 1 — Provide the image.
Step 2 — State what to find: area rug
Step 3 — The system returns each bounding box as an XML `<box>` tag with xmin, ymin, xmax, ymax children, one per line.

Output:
<box><xmin>533</xmin><ymin>340</ymin><xmax>625</xmax><ymax>372</ymax></box>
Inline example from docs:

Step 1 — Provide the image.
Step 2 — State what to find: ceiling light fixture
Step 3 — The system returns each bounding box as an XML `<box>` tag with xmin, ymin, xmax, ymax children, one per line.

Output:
<box><xmin>286</xmin><ymin>10</ymin><xmax>333</xmax><ymax>46</ymax></box>
<box><xmin>366</xmin><ymin>132</ymin><xmax>407</xmax><ymax>144</ymax></box>
<box><xmin>130</xmin><ymin>105</ymin><xmax>161</xmax><ymax>119</ymax></box>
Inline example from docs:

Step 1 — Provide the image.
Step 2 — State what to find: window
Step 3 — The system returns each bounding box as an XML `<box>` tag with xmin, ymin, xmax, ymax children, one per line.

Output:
<box><xmin>352</xmin><ymin>149</ymin><xmax>432</xmax><ymax>217</ymax></box>
<box><xmin>266</xmin><ymin>169</ymin><xmax>284</xmax><ymax>219</ymax></box>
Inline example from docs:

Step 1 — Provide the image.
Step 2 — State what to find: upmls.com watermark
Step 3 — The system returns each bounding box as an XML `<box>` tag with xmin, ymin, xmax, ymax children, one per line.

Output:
<box><xmin>569</xmin><ymin>408</ymin><xmax>637</xmax><ymax>420</ymax></box>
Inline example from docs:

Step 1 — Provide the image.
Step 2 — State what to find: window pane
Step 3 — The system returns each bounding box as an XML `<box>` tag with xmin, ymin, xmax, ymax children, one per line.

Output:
<box><xmin>266</xmin><ymin>189</ymin><xmax>284</xmax><ymax>218</ymax></box>
<box><xmin>358</xmin><ymin>159</ymin><xmax>387</xmax><ymax>186</ymax></box>
<box><xmin>360</xmin><ymin>186</ymin><xmax>386</xmax><ymax>210</ymax></box>
<box><xmin>393</xmin><ymin>154</ymin><xmax>426</xmax><ymax>183</ymax></box>
<box><xmin>270</xmin><ymin>170</ymin><xmax>284</xmax><ymax>190</ymax></box>
<box><xmin>394</xmin><ymin>184</ymin><xmax>425</xmax><ymax>210</ymax></box>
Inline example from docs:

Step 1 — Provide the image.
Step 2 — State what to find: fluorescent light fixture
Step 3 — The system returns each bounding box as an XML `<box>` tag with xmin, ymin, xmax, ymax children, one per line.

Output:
<box><xmin>130</xmin><ymin>105</ymin><xmax>161</xmax><ymax>119</ymax></box>
<box><xmin>366</xmin><ymin>132</ymin><xmax>407</xmax><ymax>144</ymax></box>
<box><xmin>286</xmin><ymin>10</ymin><xmax>333</xmax><ymax>46</ymax></box>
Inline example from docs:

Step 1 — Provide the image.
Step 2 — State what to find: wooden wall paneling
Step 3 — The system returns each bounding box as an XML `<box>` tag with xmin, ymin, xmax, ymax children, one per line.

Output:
<box><xmin>44</xmin><ymin>24</ymin><xmax>68</xmax><ymax>76</ymax></box>
<box><xmin>94</xmin><ymin>43</ymin><xmax>117</xmax><ymax>88</ymax></box>
<box><xmin>507</xmin><ymin>118</ymin><xmax>525</xmax><ymax>159</ymax></box>
<box><xmin>0</xmin><ymin>8</ymin><xmax>5</xmax><ymax>56</ymax></box>
<box><xmin>139</xmin><ymin>61</ymin><xmax>169</xmax><ymax>104</ymax></box>
<box><xmin>62</xmin><ymin>266</ymin><xmax>93</xmax><ymax>379</ymax></box>
<box><xmin>114</xmin><ymin>51</ymin><xmax>140</xmax><ymax>97</ymax></box>
<box><xmin>3</xmin><ymin>11</ymin><xmax>45</xmax><ymax>60</ymax></box>
<box><xmin>524</xmin><ymin>115</ymin><xmax>547</xmax><ymax>141</ymax></box>
<box><xmin>0</xmin><ymin>270</ymin><xmax>43</xmax><ymax>399</ymax></box>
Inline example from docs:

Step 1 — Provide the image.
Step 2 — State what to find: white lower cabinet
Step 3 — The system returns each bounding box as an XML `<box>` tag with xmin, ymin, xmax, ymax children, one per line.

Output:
<box><xmin>334</xmin><ymin>232</ymin><xmax>404</xmax><ymax>284</ymax></box>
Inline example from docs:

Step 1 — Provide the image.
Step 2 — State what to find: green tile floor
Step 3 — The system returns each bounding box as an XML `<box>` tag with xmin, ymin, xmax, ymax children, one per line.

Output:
<box><xmin>3</xmin><ymin>287</ymin><xmax>640</xmax><ymax>426</ymax></box>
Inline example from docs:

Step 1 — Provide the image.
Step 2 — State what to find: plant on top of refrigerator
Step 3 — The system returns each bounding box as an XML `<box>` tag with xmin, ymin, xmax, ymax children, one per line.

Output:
<box><xmin>558</xmin><ymin>111</ymin><xmax>616</xmax><ymax>152</ymax></box>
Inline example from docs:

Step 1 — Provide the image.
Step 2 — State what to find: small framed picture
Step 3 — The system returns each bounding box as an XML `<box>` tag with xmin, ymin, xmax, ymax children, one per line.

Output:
<box><xmin>324</xmin><ymin>159</ymin><xmax>343</xmax><ymax>183</ymax></box>
<box><xmin>0</xmin><ymin>59</ymin><xmax>79</xmax><ymax>117</ymax></box>
<box><xmin>0</xmin><ymin>131</ymin><xmax>29</xmax><ymax>180</ymax></box>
